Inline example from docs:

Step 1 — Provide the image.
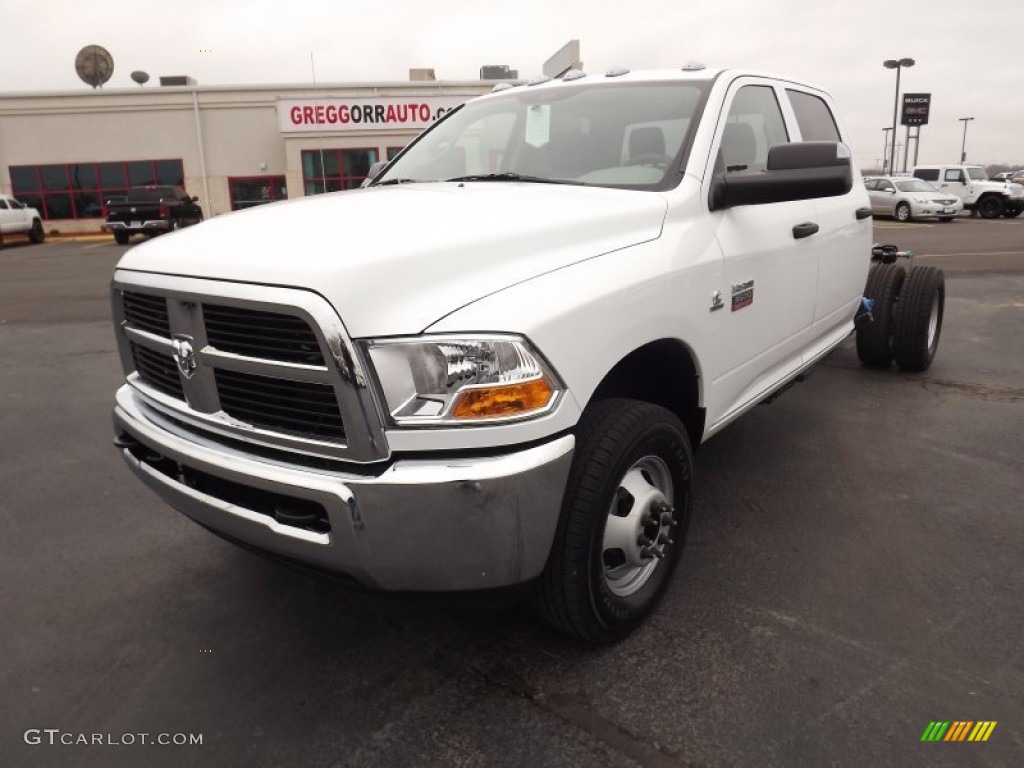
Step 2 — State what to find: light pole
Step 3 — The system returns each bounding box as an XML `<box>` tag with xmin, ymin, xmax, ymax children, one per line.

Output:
<box><xmin>959</xmin><ymin>117</ymin><xmax>974</xmax><ymax>162</ymax></box>
<box><xmin>882</xmin><ymin>127</ymin><xmax>893</xmax><ymax>173</ymax></box>
<box><xmin>883</xmin><ymin>58</ymin><xmax>915</xmax><ymax>175</ymax></box>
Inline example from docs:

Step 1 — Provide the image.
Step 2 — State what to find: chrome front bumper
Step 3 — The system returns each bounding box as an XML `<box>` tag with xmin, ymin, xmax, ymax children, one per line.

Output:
<box><xmin>112</xmin><ymin>385</ymin><xmax>574</xmax><ymax>591</ymax></box>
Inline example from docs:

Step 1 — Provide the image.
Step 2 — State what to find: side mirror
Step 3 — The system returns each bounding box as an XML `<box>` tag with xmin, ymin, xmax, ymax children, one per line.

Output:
<box><xmin>191</xmin><ymin>196</ymin><xmax>199</xmax><ymax>202</ymax></box>
<box><xmin>361</xmin><ymin>160</ymin><xmax>389</xmax><ymax>188</ymax></box>
<box><xmin>709</xmin><ymin>142</ymin><xmax>853</xmax><ymax>210</ymax></box>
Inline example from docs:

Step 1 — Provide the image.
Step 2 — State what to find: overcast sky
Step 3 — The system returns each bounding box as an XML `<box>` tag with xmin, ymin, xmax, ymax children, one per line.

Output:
<box><xmin>5</xmin><ymin>0</ymin><xmax>1023</xmax><ymax>168</ymax></box>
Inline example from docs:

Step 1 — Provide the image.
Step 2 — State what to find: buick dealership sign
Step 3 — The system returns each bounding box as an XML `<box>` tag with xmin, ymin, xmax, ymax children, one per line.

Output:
<box><xmin>278</xmin><ymin>96</ymin><xmax>468</xmax><ymax>132</ymax></box>
<box><xmin>901</xmin><ymin>93</ymin><xmax>931</xmax><ymax>126</ymax></box>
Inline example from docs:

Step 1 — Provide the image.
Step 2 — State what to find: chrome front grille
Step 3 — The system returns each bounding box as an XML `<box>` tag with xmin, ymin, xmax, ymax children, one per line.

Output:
<box><xmin>203</xmin><ymin>303</ymin><xmax>325</xmax><ymax>365</ymax></box>
<box><xmin>130</xmin><ymin>341</ymin><xmax>185</xmax><ymax>399</ymax></box>
<box><xmin>111</xmin><ymin>273</ymin><xmax>388</xmax><ymax>463</ymax></box>
<box><xmin>123</xmin><ymin>291</ymin><xmax>171</xmax><ymax>336</ymax></box>
<box><xmin>214</xmin><ymin>368</ymin><xmax>345</xmax><ymax>440</ymax></box>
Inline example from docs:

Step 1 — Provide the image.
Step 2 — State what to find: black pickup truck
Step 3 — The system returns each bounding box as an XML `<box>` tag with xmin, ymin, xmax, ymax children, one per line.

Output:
<box><xmin>106</xmin><ymin>186</ymin><xmax>203</xmax><ymax>244</ymax></box>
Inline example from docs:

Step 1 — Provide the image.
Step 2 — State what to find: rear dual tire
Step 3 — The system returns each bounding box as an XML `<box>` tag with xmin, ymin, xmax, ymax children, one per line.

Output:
<box><xmin>113</xmin><ymin>231</ymin><xmax>130</xmax><ymax>245</ymax></box>
<box><xmin>893</xmin><ymin>266</ymin><xmax>945</xmax><ymax>372</ymax></box>
<box><xmin>856</xmin><ymin>263</ymin><xmax>944</xmax><ymax>372</ymax></box>
<box><xmin>857</xmin><ymin>264</ymin><xmax>906</xmax><ymax>367</ymax></box>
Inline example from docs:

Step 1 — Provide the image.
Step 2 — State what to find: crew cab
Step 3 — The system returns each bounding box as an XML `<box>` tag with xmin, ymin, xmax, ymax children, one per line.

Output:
<box><xmin>912</xmin><ymin>164</ymin><xmax>1024</xmax><ymax>218</ymax></box>
<box><xmin>111</xmin><ymin>67</ymin><xmax>893</xmax><ymax>642</ymax></box>
<box><xmin>0</xmin><ymin>194</ymin><xmax>45</xmax><ymax>247</ymax></box>
<box><xmin>106</xmin><ymin>185</ymin><xmax>203</xmax><ymax>244</ymax></box>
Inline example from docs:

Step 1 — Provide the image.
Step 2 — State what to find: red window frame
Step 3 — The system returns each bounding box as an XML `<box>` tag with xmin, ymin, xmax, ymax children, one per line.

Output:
<box><xmin>301</xmin><ymin>148</ymin><xmax>378</xmax><ymax>194</ymax></box>
<box><xmin>227</xmin><ymin>176</ymin><xmax>288</xmax><ymax>211</ymax></box>
<box><xmin>8</xmin><ymin>159</ymin><xmax>185</xmax><ymax>220</ymax></box>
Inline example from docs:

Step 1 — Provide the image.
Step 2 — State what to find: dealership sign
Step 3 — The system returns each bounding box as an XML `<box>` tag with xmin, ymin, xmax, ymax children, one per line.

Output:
<box><xmin>278</xmin><ymin>97</ymin><xmax>469</xmax><ymax>133</ymax></box>
<box><xmin>901</xmin><ymin>93</ymin><xmax>931</xmax><ymax>126</ymax></box>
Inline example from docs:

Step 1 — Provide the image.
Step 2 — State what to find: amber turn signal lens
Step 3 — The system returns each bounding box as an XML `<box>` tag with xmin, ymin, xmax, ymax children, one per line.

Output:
<box><xmin>450</xmin><ymin>378</ymin><xmax>554</xmax><ymax>419</ymax></box>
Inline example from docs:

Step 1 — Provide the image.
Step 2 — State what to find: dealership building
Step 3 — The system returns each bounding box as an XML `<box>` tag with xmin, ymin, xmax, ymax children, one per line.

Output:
<box><xmin>0</xmin><ymin>77</ymin><xmax>498</xmax><ymax>233</ymax></box>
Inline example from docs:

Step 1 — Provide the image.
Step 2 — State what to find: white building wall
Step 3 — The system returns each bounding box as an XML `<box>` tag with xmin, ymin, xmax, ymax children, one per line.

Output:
<box><xmin>0</xmin><ymin>82</ymin><xmax>493</xmax><ymax>234</ymax></box>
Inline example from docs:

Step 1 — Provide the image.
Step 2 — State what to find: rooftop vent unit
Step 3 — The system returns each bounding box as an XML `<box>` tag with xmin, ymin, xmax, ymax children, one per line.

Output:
<box><xmin>480</xmin><ymin>65</ymin><xmax>518</xmax><ymax>80</ymax></box>
<box><xmin>409</xmin><ymin>68</ymin><xmax>436</xmax><ymax>81</ymax></box>
<box><xmin>158</xmin><ymin>75</ymin><xmax>197</xmax><ymax>86</ymax></box>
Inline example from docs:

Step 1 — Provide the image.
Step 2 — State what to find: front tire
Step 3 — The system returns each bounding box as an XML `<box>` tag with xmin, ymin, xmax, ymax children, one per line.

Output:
<box><xmin>534</xmin><ymin>399</ymin><xmax>693</xmax><ymax>643</ymax></box>
<box><xmin>977</xmin><ymin>195</ymin><xmax>1004</xmax><ymax>219</ymax></box>
<box><xmin>894</xmin><ymin>202</ymin><xmax>912</xmax><ymax>222</ymax></box>
<box><xmin>29</xmin><ymin>219</ymin><xmax>45</xmax><ymax>244</ymax></box>
<box><xmin>1003</xmin><ymin>208</ymin><xmax>1022</xmax><ymax>219</ymax></box>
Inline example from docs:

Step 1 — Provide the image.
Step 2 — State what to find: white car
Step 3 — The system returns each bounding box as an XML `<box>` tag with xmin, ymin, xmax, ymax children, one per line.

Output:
<box><xmin>0</xmin><ymin>194</ymin><xmax>45</xmax><ymax>247</ymax></box>
<box><xmin>864</xmin><ymin>176</ymin><xmax>962</xmax><ymax>222</ymax></box>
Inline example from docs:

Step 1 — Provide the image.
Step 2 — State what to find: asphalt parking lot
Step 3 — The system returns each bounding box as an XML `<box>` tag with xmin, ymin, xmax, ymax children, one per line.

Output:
<box><xmin>2</xmin><ymin>218</ymin><xmax>1022</xmax><ymax>767</ymax></box>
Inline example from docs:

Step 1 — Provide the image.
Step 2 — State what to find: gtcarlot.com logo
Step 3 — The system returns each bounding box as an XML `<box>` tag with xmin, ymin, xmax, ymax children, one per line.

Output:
<box><xmin>921</xmin><ymin>721</ymin><xmax>997</xmax><ymax>742</ymax></box>
<box><xmin>24</xmin><ymin>729</ymin><xmax>203</xmax><ymax>747</ymax></box>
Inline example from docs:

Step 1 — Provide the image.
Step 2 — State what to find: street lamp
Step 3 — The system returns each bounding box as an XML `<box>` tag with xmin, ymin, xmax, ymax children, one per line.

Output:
<box><xmin>883</xmin><ymin>58</ymin><xmax>915</xmax><ymax>175</ymax></box>
<box><xmin>882</xmin><ymin>127</ymin><xmax>893</xmax><ymax>174</ymax></box>
<box><xmin>959</xmin><ymin>117</ymin><xmax>974</xmax><ymax>162</ymax></box>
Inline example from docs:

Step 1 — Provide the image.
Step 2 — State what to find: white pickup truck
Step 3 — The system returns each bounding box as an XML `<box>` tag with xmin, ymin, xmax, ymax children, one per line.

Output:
<box><xmin>0</xmin><ymin>194</ymin><xmax>45</xmax><ymax>247</ymax></box>
<box><xmin>110</xmin><ymin>67</ymin><xmax>944</xmax><ymax>642</ymax></box>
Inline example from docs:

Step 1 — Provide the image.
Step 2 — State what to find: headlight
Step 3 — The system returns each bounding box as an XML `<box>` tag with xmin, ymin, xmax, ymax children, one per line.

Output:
<box><xmin>913</xmin><ymin>197</ymin><xmax>930</xmax><ymax>204</ymax></box>
<box><xmin>364</xmin><ymin>335</ymin><xmax>562</xmax><ymax>426</ymax></box>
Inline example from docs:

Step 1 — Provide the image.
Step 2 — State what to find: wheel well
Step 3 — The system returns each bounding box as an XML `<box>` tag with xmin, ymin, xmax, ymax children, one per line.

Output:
<box><xmin>589</xmin><ymin>339</ymin><xmax>704</xmax><ymax>450</ymax></box>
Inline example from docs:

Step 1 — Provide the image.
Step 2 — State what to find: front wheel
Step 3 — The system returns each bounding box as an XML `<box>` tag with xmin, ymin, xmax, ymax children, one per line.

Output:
<box><xmin>1003</xmin><ymin>208</ymin><xmax>1022</xmax><ymax>219</ymax></box>
<box><xmin>29</xmin><ymin>219</ymin><xmax>45</xmax><ymax>244</ymax></box>
<box><xmin>977</xmin><ymin>195</ymin><xmax>1004</xmax><ymax>219</ymax></box>
<box><xmin>894</xmin><ymin>202</ymin><xmax>912</xmax><ymax>222</ymax></box>
<box><xmin>533</xmin><ymin>399</ymin><xmax>693</xmax><ymax>643</ymax></box>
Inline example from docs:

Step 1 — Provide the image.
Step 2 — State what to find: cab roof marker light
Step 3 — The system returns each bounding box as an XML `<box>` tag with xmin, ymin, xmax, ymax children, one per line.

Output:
<box><xmin>562</xmin><ymin>69</ymin><xmax>587</xmax><ymax>81</ymax></box>
<box><xmin>605</xmin><ymin>66</ymin><xmax>630</xmax><ymax>77</ymax></box>
<box><xmin>527</xmin><ymin>75</ymin><xmax>552</xmax><ymax>86</ymax></box>
<box><xmin>681</xmin><ymin>61</ymin><xmax>706</xmax><ymax>71</ymax></box>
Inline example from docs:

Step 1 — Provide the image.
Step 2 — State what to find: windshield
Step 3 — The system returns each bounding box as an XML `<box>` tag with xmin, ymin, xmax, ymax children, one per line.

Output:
<box><xmin>377</xmin><ymin>81</ymin><xmax>709</xmax><ymax>190</ymax></box>
<box><xmin>895</xmin><ymin>179</ymin><xmax>939</xmax><ymax>193</ymax></box>
<box><xmin>126</xmin><ymin>187</ymin><xmax>179</xmax><ymax>202</ymax></box>
<box><xmin>967</xmin><ymin>167</ymin><xmax>989</xmax><ymax>181</ymax></box>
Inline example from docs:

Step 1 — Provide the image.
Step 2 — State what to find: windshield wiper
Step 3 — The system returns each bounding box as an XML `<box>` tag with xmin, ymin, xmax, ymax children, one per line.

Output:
<box><xmin>444</xmin><ymin>172</ymin><xmax>583</xmax><ymax>186</ymax></box>
<box><xmin>372</xmin><ymin>178</ymin><xmax>421</xmax><ymax>186</ymax></box>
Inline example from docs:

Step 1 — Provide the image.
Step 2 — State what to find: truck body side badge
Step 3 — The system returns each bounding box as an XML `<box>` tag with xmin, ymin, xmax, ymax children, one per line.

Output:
<box><xmin>731</xmin><ymin>280</ymin><xmax>754</xmax><ymax>311</ymax></box>
<box><xmin>710</xmin><ymin>290</ymin><xmax>724</xmax><ymax>312</ymax></box>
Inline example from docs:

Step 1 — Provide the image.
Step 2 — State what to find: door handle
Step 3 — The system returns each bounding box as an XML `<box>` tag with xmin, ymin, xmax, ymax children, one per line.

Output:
<box><xmin>855</xmin><ymin>207</ymin><xmax>873</xmax><ymax>220</ymax></box>
<box><xmin>792</xmin><ymin>222</ymin><xmax>819</xmax><ymax>239</ymax></box>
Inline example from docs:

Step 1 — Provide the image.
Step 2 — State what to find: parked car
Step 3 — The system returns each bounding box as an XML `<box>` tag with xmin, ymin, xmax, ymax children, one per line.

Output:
<box><xmin>109</xmin><ymin>67</ymin><xmax>945</xmax><ymax>643</ymax></box>
<box><xmin>864</xmin><ymin>176</ymin><xmax>963</xmax><ymax>222</ymax></box>
<box><xmin>0</xmin><ymin>194</ymin><xmax>45</xmax><ymax>247</ymax></box>
<box><xmin>106</xmin><ymin>186</ymin><xmax>203</xmax><ymax>244</ymax></box>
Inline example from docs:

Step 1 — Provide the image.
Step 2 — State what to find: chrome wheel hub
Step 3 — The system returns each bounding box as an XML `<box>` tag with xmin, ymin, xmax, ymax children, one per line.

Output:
<box><xmin>602</xmin><ymin>455</ymin><xmax>676</xmax><ymax>597</ymax></box>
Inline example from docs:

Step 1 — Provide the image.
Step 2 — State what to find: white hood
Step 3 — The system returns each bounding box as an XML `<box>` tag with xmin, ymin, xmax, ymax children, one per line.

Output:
<box><xmin>115</xmin><ymin>183</ymin><xmax>667</xmax><ymax>337</ymax></box>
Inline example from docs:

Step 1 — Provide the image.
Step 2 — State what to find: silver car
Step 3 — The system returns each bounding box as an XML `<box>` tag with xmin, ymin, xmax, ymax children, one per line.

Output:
<box><xmin>864</xmin><ymin>176</ymin><xmax>963</xmax><ymax>222</ymax></box>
